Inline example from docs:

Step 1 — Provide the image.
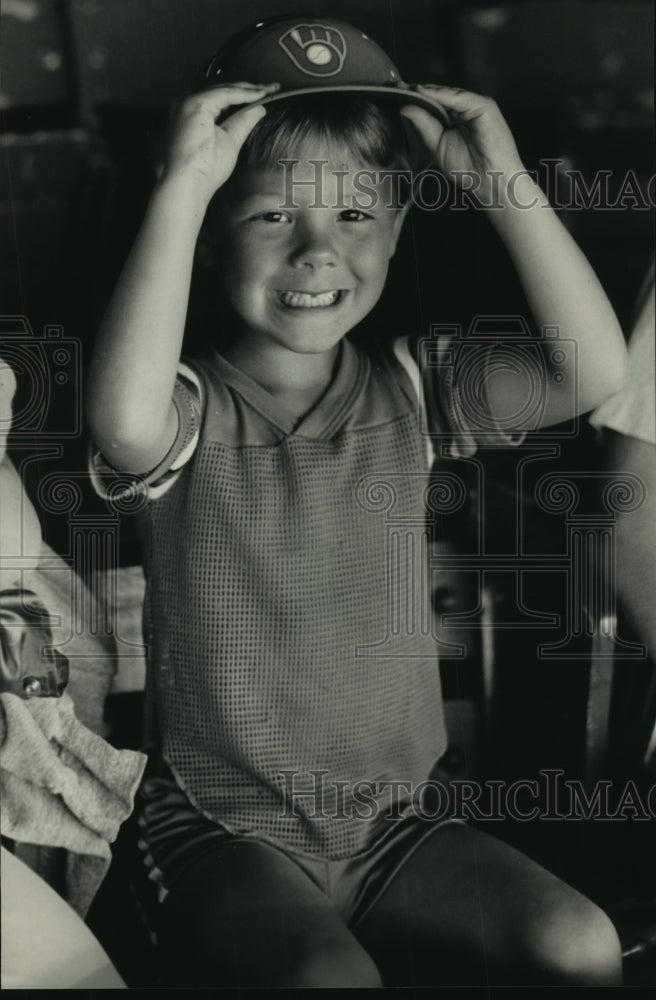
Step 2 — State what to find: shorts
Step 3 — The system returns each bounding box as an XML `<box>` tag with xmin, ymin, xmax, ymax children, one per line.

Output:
<box><xmin>136</xmin><ymin>757</ymin><xmax>460</xmax><ymax>930</ymax></box>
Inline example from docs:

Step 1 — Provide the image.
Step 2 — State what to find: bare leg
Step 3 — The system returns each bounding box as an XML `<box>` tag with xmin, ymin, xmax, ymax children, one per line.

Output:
<box><xmin>353</xmin><ymin>822</ymin><xmax>622</xmax><ymax>987</ymax></box>
<box><xmin>155</xmin><ymin>839</ymin><xmax>382</xmax><ymax>987</ymax></box>
<box><xmin>1</xmin><ymin>847</ymin><xmax>126</xmax><ymax>989</ymax></box>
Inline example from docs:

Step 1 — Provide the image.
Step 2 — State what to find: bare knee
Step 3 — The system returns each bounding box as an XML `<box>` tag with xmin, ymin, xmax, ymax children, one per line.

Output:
<box><xmin>283</xmin><ymin>941</ymin><xmax>382</xmax><ymax>988</ymax></box>
<box><xmin>518</xmin><ymin>892</ymin><xmax>622</xmax><ymax>986</ymax></box>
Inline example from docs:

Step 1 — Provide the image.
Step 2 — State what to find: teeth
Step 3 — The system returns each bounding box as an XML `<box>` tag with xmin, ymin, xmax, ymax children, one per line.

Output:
<box><xmin>278</xmin><ymin>290</ymin><xmax>340</xmax><ymax>308</ymax></box>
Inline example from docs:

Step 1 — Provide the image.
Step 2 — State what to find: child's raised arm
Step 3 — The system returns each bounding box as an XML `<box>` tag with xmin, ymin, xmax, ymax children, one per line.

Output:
<box><xmin>86</xmin><ymin>84</ymin><xmax>277</xmax><ymax>474</ymax></box>
<box><xmin>402</xmin><ymin>87</ymin><xmax>628</xmax><ymax>432</ymax></box>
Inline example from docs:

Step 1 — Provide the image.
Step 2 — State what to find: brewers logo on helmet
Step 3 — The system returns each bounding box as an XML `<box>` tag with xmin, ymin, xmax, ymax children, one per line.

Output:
<box><xmin>278</xmin><ymin>24</ymin><xmax>347</xmax><ymax>78</ymax></box>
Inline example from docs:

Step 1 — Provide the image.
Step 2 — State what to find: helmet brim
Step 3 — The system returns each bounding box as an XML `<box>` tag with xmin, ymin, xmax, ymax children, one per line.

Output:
<box><xmin>253</xmin><ymin>83</ymin><xmax>449</xmax><ymax>127</ymax></box>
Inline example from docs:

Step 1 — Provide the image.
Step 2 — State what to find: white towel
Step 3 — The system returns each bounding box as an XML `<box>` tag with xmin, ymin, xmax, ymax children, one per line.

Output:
<box><xmin>1</xmin><ymin>692</ymin><xmax>146</xmax><ymax>915</ymax></box>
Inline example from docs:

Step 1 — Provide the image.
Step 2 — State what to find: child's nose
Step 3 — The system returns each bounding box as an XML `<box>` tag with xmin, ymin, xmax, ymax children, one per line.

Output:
<box><xmin>288</xmin><ymin>226</ymin><xmax>338</xmax><ymax>270</ymax></box>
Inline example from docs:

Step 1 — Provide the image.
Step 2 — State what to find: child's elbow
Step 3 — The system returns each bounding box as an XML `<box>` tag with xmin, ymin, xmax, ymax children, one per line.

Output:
<box><xmin>87</xmin><ymin>400</ymin><xmax>175</xmax><ymax>475</ymax></box>
<box><xmin>86</xmin><ymin>392</ymin><xmax>145</xmax><ymax>454</ymax></box>
<box><xmin>86</xmin><ymin>407</ymin><xmax>144</xmax><ymax>470</ymax></box>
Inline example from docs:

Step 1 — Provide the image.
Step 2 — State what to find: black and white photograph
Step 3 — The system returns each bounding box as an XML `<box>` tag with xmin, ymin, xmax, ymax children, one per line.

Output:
<box><xmin>1</xmin><ymin>0</ymin><xmax>654</xmax><ymax>989</ymax></box>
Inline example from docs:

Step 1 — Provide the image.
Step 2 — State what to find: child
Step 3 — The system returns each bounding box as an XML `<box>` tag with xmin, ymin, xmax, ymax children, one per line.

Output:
<box><xmin>87</xmin><ymin>16</ymin><xmax>627</xmax><ymax>987</ymax></box>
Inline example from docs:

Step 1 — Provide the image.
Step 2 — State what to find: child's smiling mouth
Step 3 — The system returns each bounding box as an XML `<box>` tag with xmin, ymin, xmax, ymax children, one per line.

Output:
<box><xmin>276</xmin><ymin>290</ymin><xmax>343</xmax><ymax>309</ymax></box>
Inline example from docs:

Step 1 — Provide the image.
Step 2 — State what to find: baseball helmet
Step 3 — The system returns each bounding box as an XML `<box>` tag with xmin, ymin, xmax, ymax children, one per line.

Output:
<box><xmin>194</xmin><ymin>15</ymin><xmax>448</xmax><ymax>126</ymax></box>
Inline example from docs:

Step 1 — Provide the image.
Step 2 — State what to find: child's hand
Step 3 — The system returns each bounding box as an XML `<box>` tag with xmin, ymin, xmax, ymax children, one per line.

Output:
<box><xmin>401</xmin><ymin>86</ymin><xmax>525</xmax><ymax>204</ymax></box>
<box><xmin>161</xmin><ymin>83</ymin><xmax>279</xmax><ymax>204</ymax></box>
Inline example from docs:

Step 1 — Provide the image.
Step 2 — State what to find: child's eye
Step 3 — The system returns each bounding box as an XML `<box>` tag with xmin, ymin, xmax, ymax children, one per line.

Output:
<box><xmin>254</xmin><ymin>211</ymin><xmax>291</xmax><ymax>223</ymax></box>
<box><xmin>338</xmin><ymin>209</ymin><xmax>371</xmax><ymax>222</ymax></box>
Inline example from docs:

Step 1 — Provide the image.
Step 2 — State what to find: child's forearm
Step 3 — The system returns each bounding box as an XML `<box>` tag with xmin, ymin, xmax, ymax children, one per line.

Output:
<box><xmin>87</xmin><ymin>175</ymin><xmax>209</xmax><ymax>472</ymax></box>
<box><xmin>488</xmin><ymin>173</ymin><xmax>627</xmax><ymax>422</ymax></box>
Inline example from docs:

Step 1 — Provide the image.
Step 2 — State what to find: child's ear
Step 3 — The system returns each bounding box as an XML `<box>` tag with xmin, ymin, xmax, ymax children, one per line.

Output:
<box><xmin>388</xmin><ymin>201</ymin><xmax>411</xmax><ymax>258</ymax></box>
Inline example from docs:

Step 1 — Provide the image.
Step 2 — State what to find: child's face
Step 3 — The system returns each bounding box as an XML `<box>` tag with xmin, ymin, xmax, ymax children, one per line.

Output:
<box><xmin>214</xmin><ymin>146</ymin><xmax>407</xmax><ymax>357</ymax></box>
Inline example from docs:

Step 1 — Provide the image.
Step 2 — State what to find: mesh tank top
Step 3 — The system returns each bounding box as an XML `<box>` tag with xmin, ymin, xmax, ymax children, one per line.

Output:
<box><xmin>140</xmin><ymin>339</ymin><xmax>447</xmax><ymax>858</ymax></box>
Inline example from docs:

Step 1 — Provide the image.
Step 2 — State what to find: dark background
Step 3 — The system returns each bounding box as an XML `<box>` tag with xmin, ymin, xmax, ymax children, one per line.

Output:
<box><xmin>1</xmin><ymin>0</ymin><xmax>654</xmax><ymax>984</ymax></box>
